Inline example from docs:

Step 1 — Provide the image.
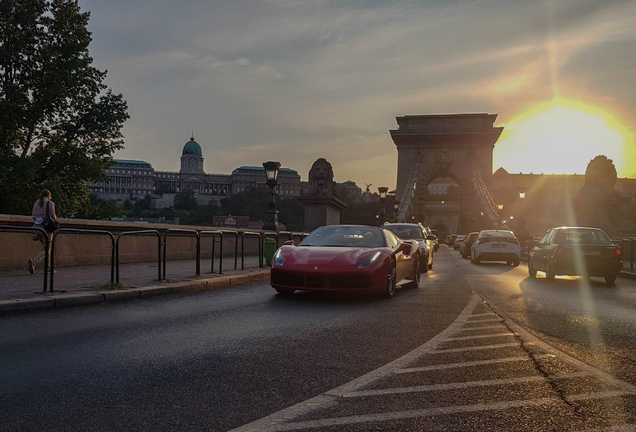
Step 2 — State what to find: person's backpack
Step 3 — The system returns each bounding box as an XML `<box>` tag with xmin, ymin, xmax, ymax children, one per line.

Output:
<box><xmin>41</xmin><ymin>201</ymin><xmax>60</xmax><ymax>233</ymax></box>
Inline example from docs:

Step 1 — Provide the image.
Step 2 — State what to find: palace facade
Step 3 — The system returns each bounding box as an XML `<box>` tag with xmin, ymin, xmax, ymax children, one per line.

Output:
<box><xmin>88</xmin><ymin>137</ymin><xmax>305</xmax><ymax>204</ymax></box>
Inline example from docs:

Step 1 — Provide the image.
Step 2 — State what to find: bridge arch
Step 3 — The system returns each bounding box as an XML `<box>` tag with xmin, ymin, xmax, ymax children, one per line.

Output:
<box><xmin>390</xmin><ymin>114</ymin><xmax>503</xmax><ymax>232</ymax></box>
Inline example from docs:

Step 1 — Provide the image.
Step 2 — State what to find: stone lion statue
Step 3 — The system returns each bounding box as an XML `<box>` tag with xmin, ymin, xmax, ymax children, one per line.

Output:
<box><xmin>308</xmin><ymin>158</ymin><xmax>335</xmax><ymax>196</ymax></box>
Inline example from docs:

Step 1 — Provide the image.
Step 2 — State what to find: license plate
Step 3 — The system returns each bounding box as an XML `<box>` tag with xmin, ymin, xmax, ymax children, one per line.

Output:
<box><xmin>582</xmin><ymin>251</ymin><xmax>601</xmax><ymax>256</ymax></box>
<box><xmin>492</xmin><ymin>244</ymin><xmax>506</xmax><ymax>248</ymax></box>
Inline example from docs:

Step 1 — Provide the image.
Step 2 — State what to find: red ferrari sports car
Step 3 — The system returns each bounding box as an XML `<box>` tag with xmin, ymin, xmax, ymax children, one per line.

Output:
<box><xmin>270</xmin><ymin>225</ymin><xmax>421</xmax><ymax>298</ymax></box>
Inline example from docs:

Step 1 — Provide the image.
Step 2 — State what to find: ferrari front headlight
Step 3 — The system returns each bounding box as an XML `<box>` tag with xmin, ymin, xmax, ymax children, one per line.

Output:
<box><xmin>273</xmin><ymin>249</ymin><xmax>285</xmax><ymax>266</ymax></box>
<box><xmin>356</xmin><ymin>251</ymin><xmax>382</xmax><ymax>269</ymax></box>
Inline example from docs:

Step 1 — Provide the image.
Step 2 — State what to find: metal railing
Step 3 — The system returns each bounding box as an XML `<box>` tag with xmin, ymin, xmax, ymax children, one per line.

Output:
<box><xmin>163</xmin><ymin>229</ymin><xmax>200</xmax><ymax>279</ymax></box>
<box><xmin>0</xmin><ymin>225</ymin><xmax>50</xmax><ymax>292</ymax></box>
<box><xmin>116</xmin><ymin>230</ymin><xmax>162</xmax><ymax>283</ymax></box>
<box><xmin>50</xmin><ymin>228</ymin><xmax>116</xmax><ymax>292</ymax></box>
<box><xmin>241</xmin><ymin>231</ymin><xmax>263</xmax><ymax>269</ymax></box>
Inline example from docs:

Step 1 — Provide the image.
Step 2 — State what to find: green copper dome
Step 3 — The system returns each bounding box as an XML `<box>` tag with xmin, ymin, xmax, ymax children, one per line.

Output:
<box><xmin>182</xmin><ymin>137</ymin><xmax>202</xmax><ymax>156</ymax></box>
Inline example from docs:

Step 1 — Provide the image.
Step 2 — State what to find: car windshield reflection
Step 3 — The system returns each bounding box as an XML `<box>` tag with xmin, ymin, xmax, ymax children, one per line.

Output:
<box><xmin>300</xmin><ymin>226</ymin><xmax>386</xmax><ymax>248</ymax></box>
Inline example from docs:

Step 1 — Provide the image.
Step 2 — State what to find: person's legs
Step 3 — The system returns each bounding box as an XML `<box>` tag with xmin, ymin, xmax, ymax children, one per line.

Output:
<box><xmin>28</xmin><ymin>233</ymin><xmax>51</xmax><ymax>274</ymax></box>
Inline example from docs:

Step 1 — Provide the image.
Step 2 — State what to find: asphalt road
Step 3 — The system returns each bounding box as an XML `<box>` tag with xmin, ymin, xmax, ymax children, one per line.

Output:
<box><xmin>2</xmin><ymin>247</ymin><xmax>636</xmax><ymax>431</ymax></box>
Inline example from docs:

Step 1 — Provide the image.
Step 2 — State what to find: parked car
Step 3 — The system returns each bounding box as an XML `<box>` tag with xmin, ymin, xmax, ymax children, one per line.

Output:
<box><xmin>270</xmin><ymin>225</ymin><xmax>421</xmax><ymax>298</ymax></box>
<box><xmin>382</xmin><ymin>222</ymin><xmax>434</xmax><ymax>271</ymax></box>
<box><xmin>431</xmin><ymin>235</ymin><xmax>439</xmax><ymax>251</ymax></box>
<box><xmin>447</xmin><ymin>234</ymin><xmax>458</xmax><ymax>247</ymax></box>
<box><xmin>471</xmin><ymin>230</ymin><xmax>520</xmax><ymax>265</ymax></box>
<box><xmin>453</xmin><ymin>235</ymin><xmax>466</xmax><ymax>250</ymax></box>
<box><xmin>528</xmin><ymin>227</ymin><xmax>622</xmax><ymax>284</ymax></box>
<box><xmin>460</xmin><ymin>232</ymin><xmax>479</xmax><ymax>259</ymax></box>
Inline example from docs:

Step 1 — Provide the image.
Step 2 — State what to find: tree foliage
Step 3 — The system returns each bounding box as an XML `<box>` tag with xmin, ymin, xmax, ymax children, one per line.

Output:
<box><xmin>0</xmin><ymin>0</ymin><xmax>128</xmax><ymax>216</ymax></box>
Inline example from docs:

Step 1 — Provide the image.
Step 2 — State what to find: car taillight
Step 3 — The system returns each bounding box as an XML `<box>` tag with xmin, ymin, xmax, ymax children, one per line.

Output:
<box><xmin>616</xmin><ymin>249</ymin><xmax>621</xmax><ymax>256</ymax></box>
<box><xmin>557</xmin><ymin>248</ymin><xmax>563</xmax><ymax>255</ymax></box>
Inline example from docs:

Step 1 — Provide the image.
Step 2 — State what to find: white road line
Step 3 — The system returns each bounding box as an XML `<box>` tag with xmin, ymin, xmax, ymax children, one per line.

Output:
<box><xmin>465</xmin><ymin>317</ymin><xmax>503</xmax><ymax>323</ymax></box>
<box><xmin>457</xmin><ymin>325</ymin><xmax>508</xmax><ymax>331</ymax></box>
<box><xmin>396</xmin><ymin>354</ymin><xmax>553</xmax><ymax>373</ymax></box>
<box><xmin>258</xmin><ymin>391</ymin><xmax>634</xmax><ymax>431</ymax></box>
<box><xmin>468</xmin><ymin>313</ymin><xmax>498</xmax><ymax>318</ymax></box>
<box><xmin>334</xmin><ymin>372</ymin><xmax>589</xmax><ymax>398</ymax></box>
<box><xmin>228</xmin><ymin>294</ymin><xmax>484</xmax><ymax>432</ymax></box>
<box><xmin>431</xmin><ymin>342</ymin><xmax>519</xmax><ymax>353</ymax></box>
<box><xmin>445</xmin><ymin>332</ymin><xmax>515</xmax><ymax>341</ymax></box>
<box><xmin>482</xmin><ymin>297</ymin><xmax>636</xmax><ymax>394</ymax></box>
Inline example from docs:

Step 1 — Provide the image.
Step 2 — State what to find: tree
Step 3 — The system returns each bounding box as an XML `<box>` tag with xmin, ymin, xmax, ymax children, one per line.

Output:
<box><xmin>174</xmin><ymin>191</ymin><xmax>197</xmax><ymax>210</ymax></box>
<box><xmin>0</xmin><ymin>0</ymin><xmax>129</xmax><ymax>216</ymax></box>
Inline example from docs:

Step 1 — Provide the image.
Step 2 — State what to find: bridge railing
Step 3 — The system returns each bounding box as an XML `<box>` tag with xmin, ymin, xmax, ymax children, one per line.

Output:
<box><xmin>471</xmin><ymin>161</ymin><xmax>508</xmax><ymax>230</ymax></box>
<box><xmin>396</xmin><ymin>152</ymin><xmax>422</xmax><ymax>222</ymax></box>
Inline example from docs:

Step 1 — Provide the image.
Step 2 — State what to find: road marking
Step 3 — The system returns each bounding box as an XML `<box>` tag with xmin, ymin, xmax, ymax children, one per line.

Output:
<box><xmin>253</xmin><ymin>391</ymin><xmax>633</xmax><ymax>431</ymax></box>
<box><xmin>333</xmin><ymin>372</ymin><xmax>589</xmax><ymax>398</ymax></box>
<box><xmin>229</xmin><ymin>294</ymin><xmax>484</xmax><ymax>432</ymax></box>
<box><xmin>230</xmin><ymin>287</ymin><xmax>636</xmax><ymax>432</ymax></box>
<box><xmin>445</xmin><ymin>332</ymin><xmax>515</xmax><ymax>341</ymax></box>
<box><xmin>457</xmin><ymin>324</ymin><xmax>508</xmax><ymax>331</ymax></box>
<box><xmin>467</xmin><ymin>312</ymin><xmax>498</xmax><ymax>318</ymax></box>
<box><xmin>396</xmin><ymin>354</ymin><xmax>553</xmax><ymax>373</ymax></box>
<box><xmin>464</xmin><ymin>317</ymin><xmax>504</xmax><ymax>323</ymax></box>
<box><xmin>431</xmin><ymin>342</ymin><xmax>519</xmax><ymax>353</ymax></box>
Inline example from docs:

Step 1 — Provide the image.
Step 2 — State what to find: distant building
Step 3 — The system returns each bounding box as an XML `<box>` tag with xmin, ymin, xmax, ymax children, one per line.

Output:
<box><xmin>88</xmin><ymin>136</ymin><xmax>302</xmax><ymax>203</ymax></box>
<box><xmin>427</xmin><ymin>177</ymin><xmax>456</xmax><ymax>195</ymax></box>
<box><xmin>212</xmin><ymin>215</ymin><xmax>264</xmax><ymax>229</ymax></box>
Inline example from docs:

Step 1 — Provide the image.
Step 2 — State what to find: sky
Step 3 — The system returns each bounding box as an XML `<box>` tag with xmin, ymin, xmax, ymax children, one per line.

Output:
<box><xmin>79</xmin><ymin>0</ymin><xmax>636</xmax><ymax>188</ymax></box>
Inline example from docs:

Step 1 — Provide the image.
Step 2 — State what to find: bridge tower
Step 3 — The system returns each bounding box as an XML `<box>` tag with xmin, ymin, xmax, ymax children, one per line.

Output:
<box><xmin>390</xmin><ymin>114</ymin><xmax>503</xmax><ymax>233</ymax></box>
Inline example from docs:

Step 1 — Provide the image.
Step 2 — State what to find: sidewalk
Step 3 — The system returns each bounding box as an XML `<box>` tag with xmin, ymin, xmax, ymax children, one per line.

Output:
<box><xmin>0</xmin><ymin>256</ymin><xmax>270</xmax><ymax>315</ymax></box>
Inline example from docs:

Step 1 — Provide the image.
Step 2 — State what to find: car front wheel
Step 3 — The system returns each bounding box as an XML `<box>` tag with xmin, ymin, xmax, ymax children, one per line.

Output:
<box><xmin>381</xmin><ymin>261</ymin><xmax>397</xmax><ymax>298</ymax></box>
<box><xmin>406</xmin><ymin>259</ymin><xmax>421</xmax><ymax>289</ymax></box>
<box><xmin>528</xmin><ymin>259</ymin><xmax>537</xmax><ymax>277</ymax></box>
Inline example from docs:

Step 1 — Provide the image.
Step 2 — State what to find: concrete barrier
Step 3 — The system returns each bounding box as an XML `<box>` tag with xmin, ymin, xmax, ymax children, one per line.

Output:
<box><xmin>0</xmin><ymin>215</ymin><xmax>264</xmax><ymax>270</ymax></box>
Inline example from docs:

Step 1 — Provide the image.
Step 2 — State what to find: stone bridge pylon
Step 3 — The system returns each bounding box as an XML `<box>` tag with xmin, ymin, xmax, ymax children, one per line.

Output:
<box><xmin>390</xmin><ymin>114</ymin><xmax>504</xmax><ymax>233</ymax></box>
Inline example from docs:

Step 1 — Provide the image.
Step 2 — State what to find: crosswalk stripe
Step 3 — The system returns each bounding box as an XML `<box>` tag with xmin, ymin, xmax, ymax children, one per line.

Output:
<box><xmin>334</xmin><ymin>372</ymin><xmax>589</xmax><ymax>397</ymax></box>
<box><xmin>265</xmin><ymin>391</ymin><xmax>633</xmax><ymax>431</ymax></box>
<box><xmin>457</xmin><ymin>325</ymin><xmax>508</xmax><ymax>331</ymax></box>
<box><xmin>445</xmin><ymin>332</ymin><xmax>515</xmax><ymax>341</ymax></box>
<box><xmin>396</xmin><ymin>354</ymin><xmax>553</xmax><ymax>373</ymax></box>
<box><xmin>463</xmin><ymin>318</ymin><xmax>504</xmax><ymax>323</ymax></box>
<box><xmin>431</xmin><ymin>342</ymin><xmax>519</xmax><ymax>353</ymax></box>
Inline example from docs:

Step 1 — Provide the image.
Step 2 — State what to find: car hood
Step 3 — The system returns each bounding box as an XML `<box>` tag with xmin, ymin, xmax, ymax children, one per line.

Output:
<box><xmin>282</xmin><ymin>246</ymin><xmax>385</xmax><ymax>266</ymax></box>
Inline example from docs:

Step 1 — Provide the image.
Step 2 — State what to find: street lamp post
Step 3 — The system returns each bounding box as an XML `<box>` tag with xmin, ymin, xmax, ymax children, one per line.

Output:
<box><xmin>263</xmin><ymin>161</ymin><xmax>281</xmax><ymax>231</ymax></box>
<box><xmin>378</xmin><ymin>187</ymin><xmax>388</xmax><ymax>225</ymax></box>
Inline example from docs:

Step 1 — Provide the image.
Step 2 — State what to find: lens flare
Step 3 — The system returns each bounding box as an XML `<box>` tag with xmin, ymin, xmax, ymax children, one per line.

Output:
<box><xmin>494</xmin><ymin>98</ymin><xmax>635</xmax><ymax>177</ymax></box>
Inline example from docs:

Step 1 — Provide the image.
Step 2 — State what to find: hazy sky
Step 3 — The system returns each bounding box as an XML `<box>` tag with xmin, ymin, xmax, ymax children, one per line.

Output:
<box><xmin>79</xmin><ymin>0</ymin><xmax>636</xmax><ymax>188</ymax></box>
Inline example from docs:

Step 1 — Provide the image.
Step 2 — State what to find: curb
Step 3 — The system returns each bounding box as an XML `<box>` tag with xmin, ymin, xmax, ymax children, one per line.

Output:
<box><xmin>620</xmin><ymin>270</ymin><xmax>636</xmax><ymax>280</ymax></box>
<box><xmin>0</xmin><ymin>268</ymin><xmax>271</xmax><ymax>315</ymax></box>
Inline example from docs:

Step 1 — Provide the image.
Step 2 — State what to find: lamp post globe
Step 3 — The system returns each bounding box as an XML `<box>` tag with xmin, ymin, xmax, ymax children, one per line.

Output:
<box><xmin>263</xmin><ymin>161</ymin><xmax>281</xmax><ymax>231</ymax></box>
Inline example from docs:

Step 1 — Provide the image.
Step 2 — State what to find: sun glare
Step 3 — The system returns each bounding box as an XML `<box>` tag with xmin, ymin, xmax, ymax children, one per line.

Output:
<box><xmin>493</xmin><ymin>99</ymin><xmax>635</xmax><ymax>177</ymax></box>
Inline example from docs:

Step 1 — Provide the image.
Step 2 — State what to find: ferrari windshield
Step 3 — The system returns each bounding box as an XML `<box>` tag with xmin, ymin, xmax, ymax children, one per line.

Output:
<box><xmin>300</xmin><ymin>225</ymin><xmax>386</xmax><ymax>248</ymax></box>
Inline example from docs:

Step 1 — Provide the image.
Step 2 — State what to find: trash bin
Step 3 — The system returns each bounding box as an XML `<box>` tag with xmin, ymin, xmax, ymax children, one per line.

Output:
<box><xmin>264</xmin><ymin>237</ymin><xmax>277</xmax><ymax>266</ymax></box>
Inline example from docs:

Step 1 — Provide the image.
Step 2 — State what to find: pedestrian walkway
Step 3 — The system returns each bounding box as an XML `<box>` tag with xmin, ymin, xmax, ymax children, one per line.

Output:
<box><xmin>0</xmin><ymin>256</ymin><xmax>267</xmax><ymax>314</ymax></box>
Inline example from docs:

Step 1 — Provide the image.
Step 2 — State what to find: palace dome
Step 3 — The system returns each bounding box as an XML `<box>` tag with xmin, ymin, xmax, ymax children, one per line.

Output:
<box><xmin>182</xmin><ymin>137</ymin><xmax>202</xmax><ymax>157</ymax></box>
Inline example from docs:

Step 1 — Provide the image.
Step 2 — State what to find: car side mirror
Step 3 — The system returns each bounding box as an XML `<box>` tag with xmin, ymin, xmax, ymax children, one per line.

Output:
<box><xmin>284</xmin><ymin>240</ymin><xmax>296</xmax><ymax>246</ymax></box>
<box><xmin>396</xmin><ymin>241</ymin><xmax>412</xmax><ymax>254</ymax></box>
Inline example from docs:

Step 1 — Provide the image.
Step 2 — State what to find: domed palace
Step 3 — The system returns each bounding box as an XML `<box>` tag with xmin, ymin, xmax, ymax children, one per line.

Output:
<box><xmin>87</xmin><ymin>136</ymin><xmax>305</xmax><ymax>204</ymax></box>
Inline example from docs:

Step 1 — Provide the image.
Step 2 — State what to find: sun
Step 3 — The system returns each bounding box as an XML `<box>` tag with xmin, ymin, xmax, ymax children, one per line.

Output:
<box><xmin>493</xmin><ymin>99</ymin><xmax>635</xmax><ymax>177</ymax></box>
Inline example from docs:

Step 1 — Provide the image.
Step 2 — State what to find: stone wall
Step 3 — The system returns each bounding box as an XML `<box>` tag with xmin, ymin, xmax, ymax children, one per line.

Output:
<box><xmin>0</xmin><ymin>215</ymin><xmax>269</xmax><ymax>271</ymax></box>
